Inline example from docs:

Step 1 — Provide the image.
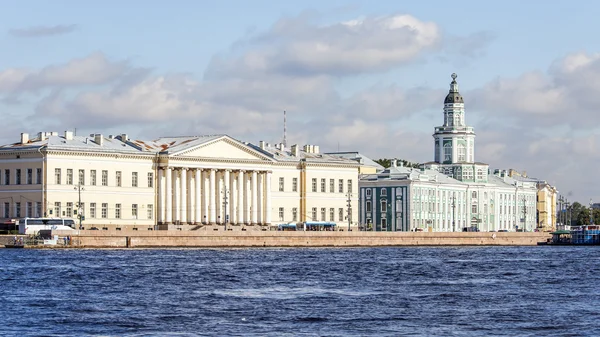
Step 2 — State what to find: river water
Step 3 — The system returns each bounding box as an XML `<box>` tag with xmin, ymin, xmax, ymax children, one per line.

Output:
<box><xmin>1</xmin><ymin>246</ymin><xmax>599</xmax><ymax>336</ymax></box>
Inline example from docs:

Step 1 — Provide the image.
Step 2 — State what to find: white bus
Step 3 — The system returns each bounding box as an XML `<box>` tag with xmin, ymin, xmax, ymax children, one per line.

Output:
<box><xmin>18</xmin><ymin>218</ymin><xmax>76</xmax><ymax>235</ymax></box>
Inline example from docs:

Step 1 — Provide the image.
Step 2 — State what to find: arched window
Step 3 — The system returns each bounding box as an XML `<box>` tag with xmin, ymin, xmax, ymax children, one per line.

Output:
<box><xmin>443</xmin><ymin>143</ymin><xmax>452</xmax><ymax>162</ymax></box>
<box><xmin>472</xmin><ymin>191</ymin><xmax>477</xmax><ymax>199</ymax></box>
<box><xmin>457</xmin><ymin>143</ymin><xmax>466</xmax><ymax>162</ymax></box>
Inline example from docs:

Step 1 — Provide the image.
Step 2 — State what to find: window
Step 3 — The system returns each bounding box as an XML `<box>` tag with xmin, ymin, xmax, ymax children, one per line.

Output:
<box><xmin>366</xmin><ymin>201</ymin><xmax>372</xmax><ymax>212</ymax></box>
<box><xmin>78</xmin><ymin>169</ymin><xmax>85</xmax><ymax>185</ymax></box>
<box><xmin>90</xmin><ymin>203</ymin><xmax>96</xmax><ymax>218</ymax></box>
<box><xmin>339</xmin><ymin>208</ymin><xmax>344</xmax><ymax>222</ymax></box>
<box><xmin>381</xmin><ymin>218</ymin><xmax>387</xmax><ymax>231</ymax></box>
<box><xmin>66</xmin><ymin>169</ymin><xmax>73</xmax><ymax>185</ymax></box>
<box><xmin>16</xmin><ymin>169</ymin><xmax>21</xmax><ymax>185</ymax></box>
<box><xmin>27</xmin><ymin>169</ymin><xmax>32</xmax><ymax>184</ymax></box>
<box><xmin>15</xmin><ymin>202</ymin><xmax>21</xmax><ymax>218</ymax></box>
<box><xmin>471</xmin><ymin>204</ymin><xmax>478</xmax><ymax>214</ymax></box>
<box><xmin>279</xmin><ymin>177</ymin><xmax>284</xmax><ymax>192</ymax></box>
<box><xmin>329</xmin><ymin>179</ymin><xmax>334</xmax><ymax>193</ymax></box>
<box><xmin>443</xmin><ymin>143</ymin><xmax>452</xmax><ymax>162</ymax></box>
<box><xmin>116</xmin><ymin>171</ymin><xmax>122</xmax><ymax>187</ymax></box>
<box><xmin>457</xmin><ymin>143</ymin><xmax>466</xmax><ymax>162</ymax></box>
<box><xmin>321</xmin><ymin>208</ymin><xmax>326</xmax><ymax>221</ymax></box>
<box><xmin>366</xmin><ymin>189</ymin><xmax>371</xmax><ymax>197</ymax></box>
<box><xmin>115</xmin><ymin>204</ymin><xmax>121</xmax><ymax>219</ymax></box>
<box><xmin>36</xmin><ymin>202</ymin><xmax>41</xmax><ymax>217</ymax></box>
<box><xmin>91</xmin><ymin>170</ymin><xmax>97</xmax><ymax>186</ymax></box>
<box><xmin>132</xmin><ymin>204</ymin><xmax>138</xmax><ymax>218</ymax></box>
<box><xmin>320</xmin><ymin>178</ymin><xmax>326</xmax><ymax>192</ymax></box>
<box><xmin>147</xmin><ymin>204</ymin><xmax>153</xmax><ymax>220</ymax></box>
<box><xmin>101</xmin><ymin>203</ymin><xmax>108</xmax><ymax>218</ymax></box>
<box><xmin>312</xmin><ymin>207</ymin><xmax>317</xmax><ymax>220</ymax></box>
<box><xmin>54</xmin><ymin>202</ymin><xmax>61</xmax><ymax>217</ymax></box>
<box><xmin>292</xmin><ymin>207</ymin><xmax>298</xmax><ymax>221</ymax></box>
<box><xmin>102</xmin><ymin>170</ymin><xmax>108</xmax><ymax>186</ymax></box>
<box><xmin>338</xmin><ymin>179</ymin><xmax>344</xmax><ymax>193</ymax></box>
<box><xmin>381</xmin><ymin>189</ymin><xmax>387</xmax><ymax>196</ymax></box>
<box><xmin>3</xmin><ymin>202</ymin><xmax>8</xmax><ymax>218</ymax></box>
<box><xmin>347</xmin><ymin>180</ymin><xmax>352</xmax><ymax>194</ymax></box>
<box><xmin>36</xmin><ymin>168</ymin><xmax>42</xmax><ymax>184</ymax></box>
<box><xmin>312</xmin><ymin>178</ymin><xmax>317</xmax><ymax>192</ymax></box>
<box><xmin>132</xmin><ymin>172</ymin><xmax>138</xmax><ymax>187</ymax></box>
<box><xmin>279</xmin><ymin>207</ymin><xmax>284</xmax><ymax>221</ymax></box>
<box><xmin>4</xmin><ymin>169</ymin><xmax>10</xmax><ymax>185</ymax></box>
<box><xmin>26</xmin><ymin>202</ymin><xmax>32</xmax><ymax>217</ymax></box>
<box><xmin>147</xmin><ymin>172</ymin><xmax>153</xmax><ymax>188</ymax></box>
<box><xmin>292</xmin><ymin>178</ymin><xmax>298</xmax><ymax>192</ymax></box>
<box><xmin>66</xmin><ymin>202</ymin><xmax>73</xmax><ymax>217</ymax></box>
<box><xmin>472</xmin><ymin>191</ymin><xmax>477</xmax><ymax>199</ymax></box>
<box><xmin>329</xmin><ymin>208</ymin><xmax>334</xmax><ymax>221</ymax></box>
<box><xmin>381</xmin><ymin>200</ymin><xmax>387</xmax><ymax>212</ymax></box>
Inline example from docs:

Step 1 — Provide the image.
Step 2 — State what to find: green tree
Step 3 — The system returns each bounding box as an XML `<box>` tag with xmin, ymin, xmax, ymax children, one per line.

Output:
<box><xmin>375</xmin><ymin>158</ymin><xmax>421</xmax><ymax>169</ymax></box>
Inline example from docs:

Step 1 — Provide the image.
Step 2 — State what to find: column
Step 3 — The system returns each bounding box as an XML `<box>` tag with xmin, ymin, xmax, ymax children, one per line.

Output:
<box><xmin>195</xmin><ymin>169</ymin><xmax>201</xmax><ymax>225</ymax></box>
<box><xmin>231</xmin><ymin>171</ymin><xmax>237</xmax><ymax>224</ymax></box>
<box><xmin>189</xmin><ymin>170</ymin><xmax>195</xmax><ymax>225</ymax></box>
<box><xmin>173</xmin><ymin>169</ymin><xmax>180</xmax><ymax>224</ymax></box>
<box><xmin>209</xmin><ymin>169</ymin><xmax>216</xmax><ymax>224</ymax></box>
<box><xmin>203</xmin><ymin>170</ymin><xmax>209</xmax><ymax>224</ymax></box>
<box><xmin>238</xmin><ymin>170</ymin><xmax>244</xmax><ymax>225</ymax></box>
<box><xmin>180</xmin><ymin>168</ymin><xmax>187</xmax><ymax>224</ymax></box>
<box><xmin>216</xmin><ymin>171</ymin><xmax>223</xmax><ymax>223</ymax></box>
<box><xmin>224</xmin><ymin>169</ymin><xmax>230</xmax><ymax>224</ymax></box>
<box><xmin>158</xmin><ymin>168</ymin><xmax>163</xmax><ymax>224</ymax></box>
<box><xmin>165</xmin><ymin>167</ymin><xmax>172</xmax><ymax>224</ymax></box>
<box><xmin>244</xmin><ymin>172</ymin><xmax>251</xmax><ymax>224</ymax></box>
<box><xmin>251</xmin><ymin>171</ymin><xmax>258</xmax><ymax>225</ymax></box>
<box><xmin>265</xmin><ymin>171</ymin><xmax>272</xmax><ymax>225</ymax></box>
<box><xmin>257</xmin><ymin>172</ymin><xmax>263</xmax><ymax>224</ymax></box>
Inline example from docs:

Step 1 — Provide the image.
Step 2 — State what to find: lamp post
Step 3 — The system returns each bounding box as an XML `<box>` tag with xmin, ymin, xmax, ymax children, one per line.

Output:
<box><xmin>346</xmin><ymin>192</ymin><xmax>352</xmax><ymax>231</ymax></box>
<box><xmin>522</xmin><ymin>195</ymin><xmax>527</xmax><ymax>232</ymax></box>
<box><xmin>222</xmin><ymin>188</ymin><xmax>229</xmax><ymax>231</ymax></box>
<box><xmin>451</xmin><ymin>194</ymin><xmax>456</xmax><ymax>232</ymax></box>
<box><xmin>74</xmin><ymin>183</ymin><xmax>84</xmax><ymax>229</ymax></box>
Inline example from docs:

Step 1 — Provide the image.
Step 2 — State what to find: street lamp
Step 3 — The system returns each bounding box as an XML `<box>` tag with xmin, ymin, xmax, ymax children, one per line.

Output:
<box><xmin>74</xmin><ymin>183</ymin><xmax>84</xmax><ymax>229</ymax></box>
<box><xmin>346</xmin><ymin>192</ymin><xmax>352</xmax><ymax>231</ymax></box>
<box><xmin>222</xmin><ymin>187</ymin><xmax>230</xmax><ymax>231</ymax></box>
<box><xmin>451</xmin><ymin>194</ymin><xmax>456</xmax><ymax>232</ymax></box>
<box><xmin>522</xmin><ymin>195</ymin><xmax>527</xmax><ymax>232</ymax></box>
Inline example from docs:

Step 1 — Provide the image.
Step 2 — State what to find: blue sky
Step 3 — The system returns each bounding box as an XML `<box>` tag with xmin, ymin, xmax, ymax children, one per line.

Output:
<box><xmin>1</xmin><ymin>0</ymin><xmax>600</xmax><ymax>203</ymax></box>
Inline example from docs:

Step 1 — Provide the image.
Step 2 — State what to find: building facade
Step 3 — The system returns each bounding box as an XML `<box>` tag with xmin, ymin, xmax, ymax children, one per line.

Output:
<box><xmin>359</xmin><ymin>74</ymin><xmax>542</xmax><ymax>232</ymax></box>
<box><xmin>0</xmin><ymin>132</ymin><xmax>359</xmax><ymax>230</ymax></box>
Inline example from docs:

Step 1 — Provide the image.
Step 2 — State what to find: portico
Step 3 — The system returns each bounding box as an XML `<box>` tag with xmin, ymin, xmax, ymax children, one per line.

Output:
<box><xmin>158</xmin><ymin>166</ymin><xmax>272</xmax><ymax>226</ymax></box>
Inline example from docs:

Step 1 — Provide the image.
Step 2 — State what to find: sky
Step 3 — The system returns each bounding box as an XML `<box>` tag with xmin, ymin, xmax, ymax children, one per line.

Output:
<box><xmin>1</xmin><ymin>0</ymin><xmax>599</xmax><ymax>204</ymax></box>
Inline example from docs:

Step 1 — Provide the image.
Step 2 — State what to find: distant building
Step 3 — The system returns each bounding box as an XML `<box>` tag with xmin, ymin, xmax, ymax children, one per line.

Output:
<box><xmin>0</xmin><ymin>132</ymin><xmax>360</xmax><ymax>230</ymax></box>
<box><xmin>325</xmin><ymin>151</ymin><xmax>384</xmax><ymax>174</ymax></box>
<box><xmin>359</xmin><ymin>74</ymin><xmax>540</xmax><ymax>232</ymax></box>
<box><xmin>505</xmin><ymin>169</ymin><xmax>558</xmax><ymax>231</ymax></box>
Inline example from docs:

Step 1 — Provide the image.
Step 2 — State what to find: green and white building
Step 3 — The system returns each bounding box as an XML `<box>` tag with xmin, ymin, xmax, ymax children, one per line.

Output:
<box><xmin>359</xmin><ymin>74</ymin><xmax>538</xmax><ymax>232</ymax></box>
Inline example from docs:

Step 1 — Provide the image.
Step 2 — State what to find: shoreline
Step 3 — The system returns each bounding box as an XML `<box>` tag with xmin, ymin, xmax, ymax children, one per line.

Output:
<box><xmin>2</xmin><ymin>231</ymin><xmax>551</xmax><ymax>249</ymax></box>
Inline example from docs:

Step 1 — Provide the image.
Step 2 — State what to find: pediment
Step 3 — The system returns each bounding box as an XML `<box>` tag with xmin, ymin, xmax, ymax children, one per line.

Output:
<box><xmin>173</xmin><ymin>136</ymin><xmax>272</xmax><ymax>161</ymax></box>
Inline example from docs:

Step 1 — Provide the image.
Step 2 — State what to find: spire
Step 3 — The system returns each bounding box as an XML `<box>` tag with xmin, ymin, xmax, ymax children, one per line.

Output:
<box><xmin>444</xmin><ymin>72</ymin><xmax>464</xmax><ymax>104</ymax></box>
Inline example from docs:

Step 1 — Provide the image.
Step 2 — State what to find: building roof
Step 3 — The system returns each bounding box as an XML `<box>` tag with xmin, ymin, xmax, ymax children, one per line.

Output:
<box><xmin>248</xmin><ymin>143</ymin><xmax>359</xmax><ymax>165</ymax></box>
<box><xmin>325</xmin><ymin>152</ymin><xmax>385</xmax><ymax>171</ymax></box>
<box><xmin>444</xmin><ymin>73</ymin><xmax>464</xmax><ymax>104</ymax></box>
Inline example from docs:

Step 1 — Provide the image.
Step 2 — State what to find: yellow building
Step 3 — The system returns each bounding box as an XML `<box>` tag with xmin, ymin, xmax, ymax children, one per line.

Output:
<box><xmin>507</xmin><ymin>169</ymin><xmax>558</xmax><ymax>231</ymax></box>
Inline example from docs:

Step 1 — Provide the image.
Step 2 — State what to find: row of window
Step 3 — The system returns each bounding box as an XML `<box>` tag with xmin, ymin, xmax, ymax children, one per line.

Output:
<box><xmin>276</xmin><ymin>207</ymin><xmax>349</xmax><ymax>222</ymax></box>
<box><xmin>2</xmin><ymin>202</ymin><xmax>153</xmax><ymax>220</ymax></box>
<box><xmin>54</xmin><ymin>169</ymin><xmax>154</xmax><ymax>188</ymax></box>
<box><xmin>277</xmin><ymin>177</ymin><xmax>353</xmax><ymax>193</ymax></box>
<box><xmin>2</xmin><ymin>168</ymin><xmax>42</xmax><ymax>185</ymax></box>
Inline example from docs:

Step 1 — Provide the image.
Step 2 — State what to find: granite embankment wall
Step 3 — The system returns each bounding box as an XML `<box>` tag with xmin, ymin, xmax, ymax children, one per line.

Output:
<box><xmin>47</xmin><ymin>230</ymin><xmax>551</xmax><ymax>248</ymax></box>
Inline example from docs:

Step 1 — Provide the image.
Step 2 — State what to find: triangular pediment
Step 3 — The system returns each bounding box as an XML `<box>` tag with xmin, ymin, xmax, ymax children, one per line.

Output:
<box><xmin>173</xmin><ymin>136</ymin><xmax>272</xmax><ymax>161</ymax></box>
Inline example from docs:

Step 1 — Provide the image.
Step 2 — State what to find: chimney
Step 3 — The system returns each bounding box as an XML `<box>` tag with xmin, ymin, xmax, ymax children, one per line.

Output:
<box><xmin>64</xmin><ymin>131</ymin><xmax>73</xmax><ymax>141</ymax></box>
<box><xmin>303</xmin><ymin>145</ymin><xmax>310</xmax><ymax>153</ymax></box>
<box><xmin>313</xmin><ymin>145</ymin><xmax>319</xmax><ymax>154</ymax></box>
<box><xmin>399</xmin><ymin>161</ymin><xmax>404</xmax><ymax>167</ymax></box>
<box><xmin>94</xmin><ymin>134</ymin><xmax>104</xmax><ymax>146</ymax></box>
<box><xmin>522</xmin><ymin>171</ymin><xmax>527</xmax><ymax>177</ymax></box>
<box><xmin>50</xmin><ymin>132</ymin><xmax>58</xmax><ymax>136</ymax></box>
<box><xmin>391</xmin><ymin>159</ymin><xmax>397</xmax><ymax>167</ymax></box>
<box><xmin>20</xmin><ymin>133</ymin><xmax>29</xmax><ymax>144</ymax></box>
<box><xmin>291</xmin><ymin>144</ymin><xmax>299</xmax><ymax>156</ymax></box>
<box><xmin>259</xmin><ymin>141</ymin><xmax>265</xmax><ymax>150</ymax></box>
<box><xmin>121</xmin><ymin>134</ymin><xmax>128</xmax><ymax>141</ymax></box>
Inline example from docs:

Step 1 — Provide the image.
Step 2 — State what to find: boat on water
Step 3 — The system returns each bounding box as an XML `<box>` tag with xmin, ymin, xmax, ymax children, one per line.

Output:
<box><xmin>4</xmin><ymin>244</ymin><xmax>24</xmax><ymax>248</ymax></box>
<box><xmin>541</xmin><ymin>225</ymin><xmax>600</xmax><ymax>245</ymax></box>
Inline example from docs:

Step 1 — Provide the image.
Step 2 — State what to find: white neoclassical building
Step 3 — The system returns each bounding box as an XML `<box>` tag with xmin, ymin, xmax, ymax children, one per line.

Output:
<box><xmin>0</xmin><ymin>132</ymin><xmax>360</xmax><ymax>230</ymax></box>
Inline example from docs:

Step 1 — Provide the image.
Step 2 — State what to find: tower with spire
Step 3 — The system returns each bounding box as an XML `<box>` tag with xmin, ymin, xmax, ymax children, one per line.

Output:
<box><xmin>423</xmin><ymin>73</ymin><xmax>488</xmax><ymax>182</ymax></box>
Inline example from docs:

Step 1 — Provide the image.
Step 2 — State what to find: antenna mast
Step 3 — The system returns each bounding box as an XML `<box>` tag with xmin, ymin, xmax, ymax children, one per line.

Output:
<box><xmin>283</xmin><ymin>110</ymin><xmax>287</xmax><ymax>148</ymax></box>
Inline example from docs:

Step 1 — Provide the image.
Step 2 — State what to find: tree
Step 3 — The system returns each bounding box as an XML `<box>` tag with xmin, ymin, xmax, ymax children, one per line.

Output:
<box><xmin>375</xmin><ymin>158</ymin><xmax>420</xmax><ymax>169</ymax></box>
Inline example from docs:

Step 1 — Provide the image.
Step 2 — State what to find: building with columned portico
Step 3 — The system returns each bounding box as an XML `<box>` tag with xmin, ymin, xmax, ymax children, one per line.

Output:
<box><xmin>0</xmin><ymin>132</ymin><xmax>359</xmax><ymax>230</ymax></box>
